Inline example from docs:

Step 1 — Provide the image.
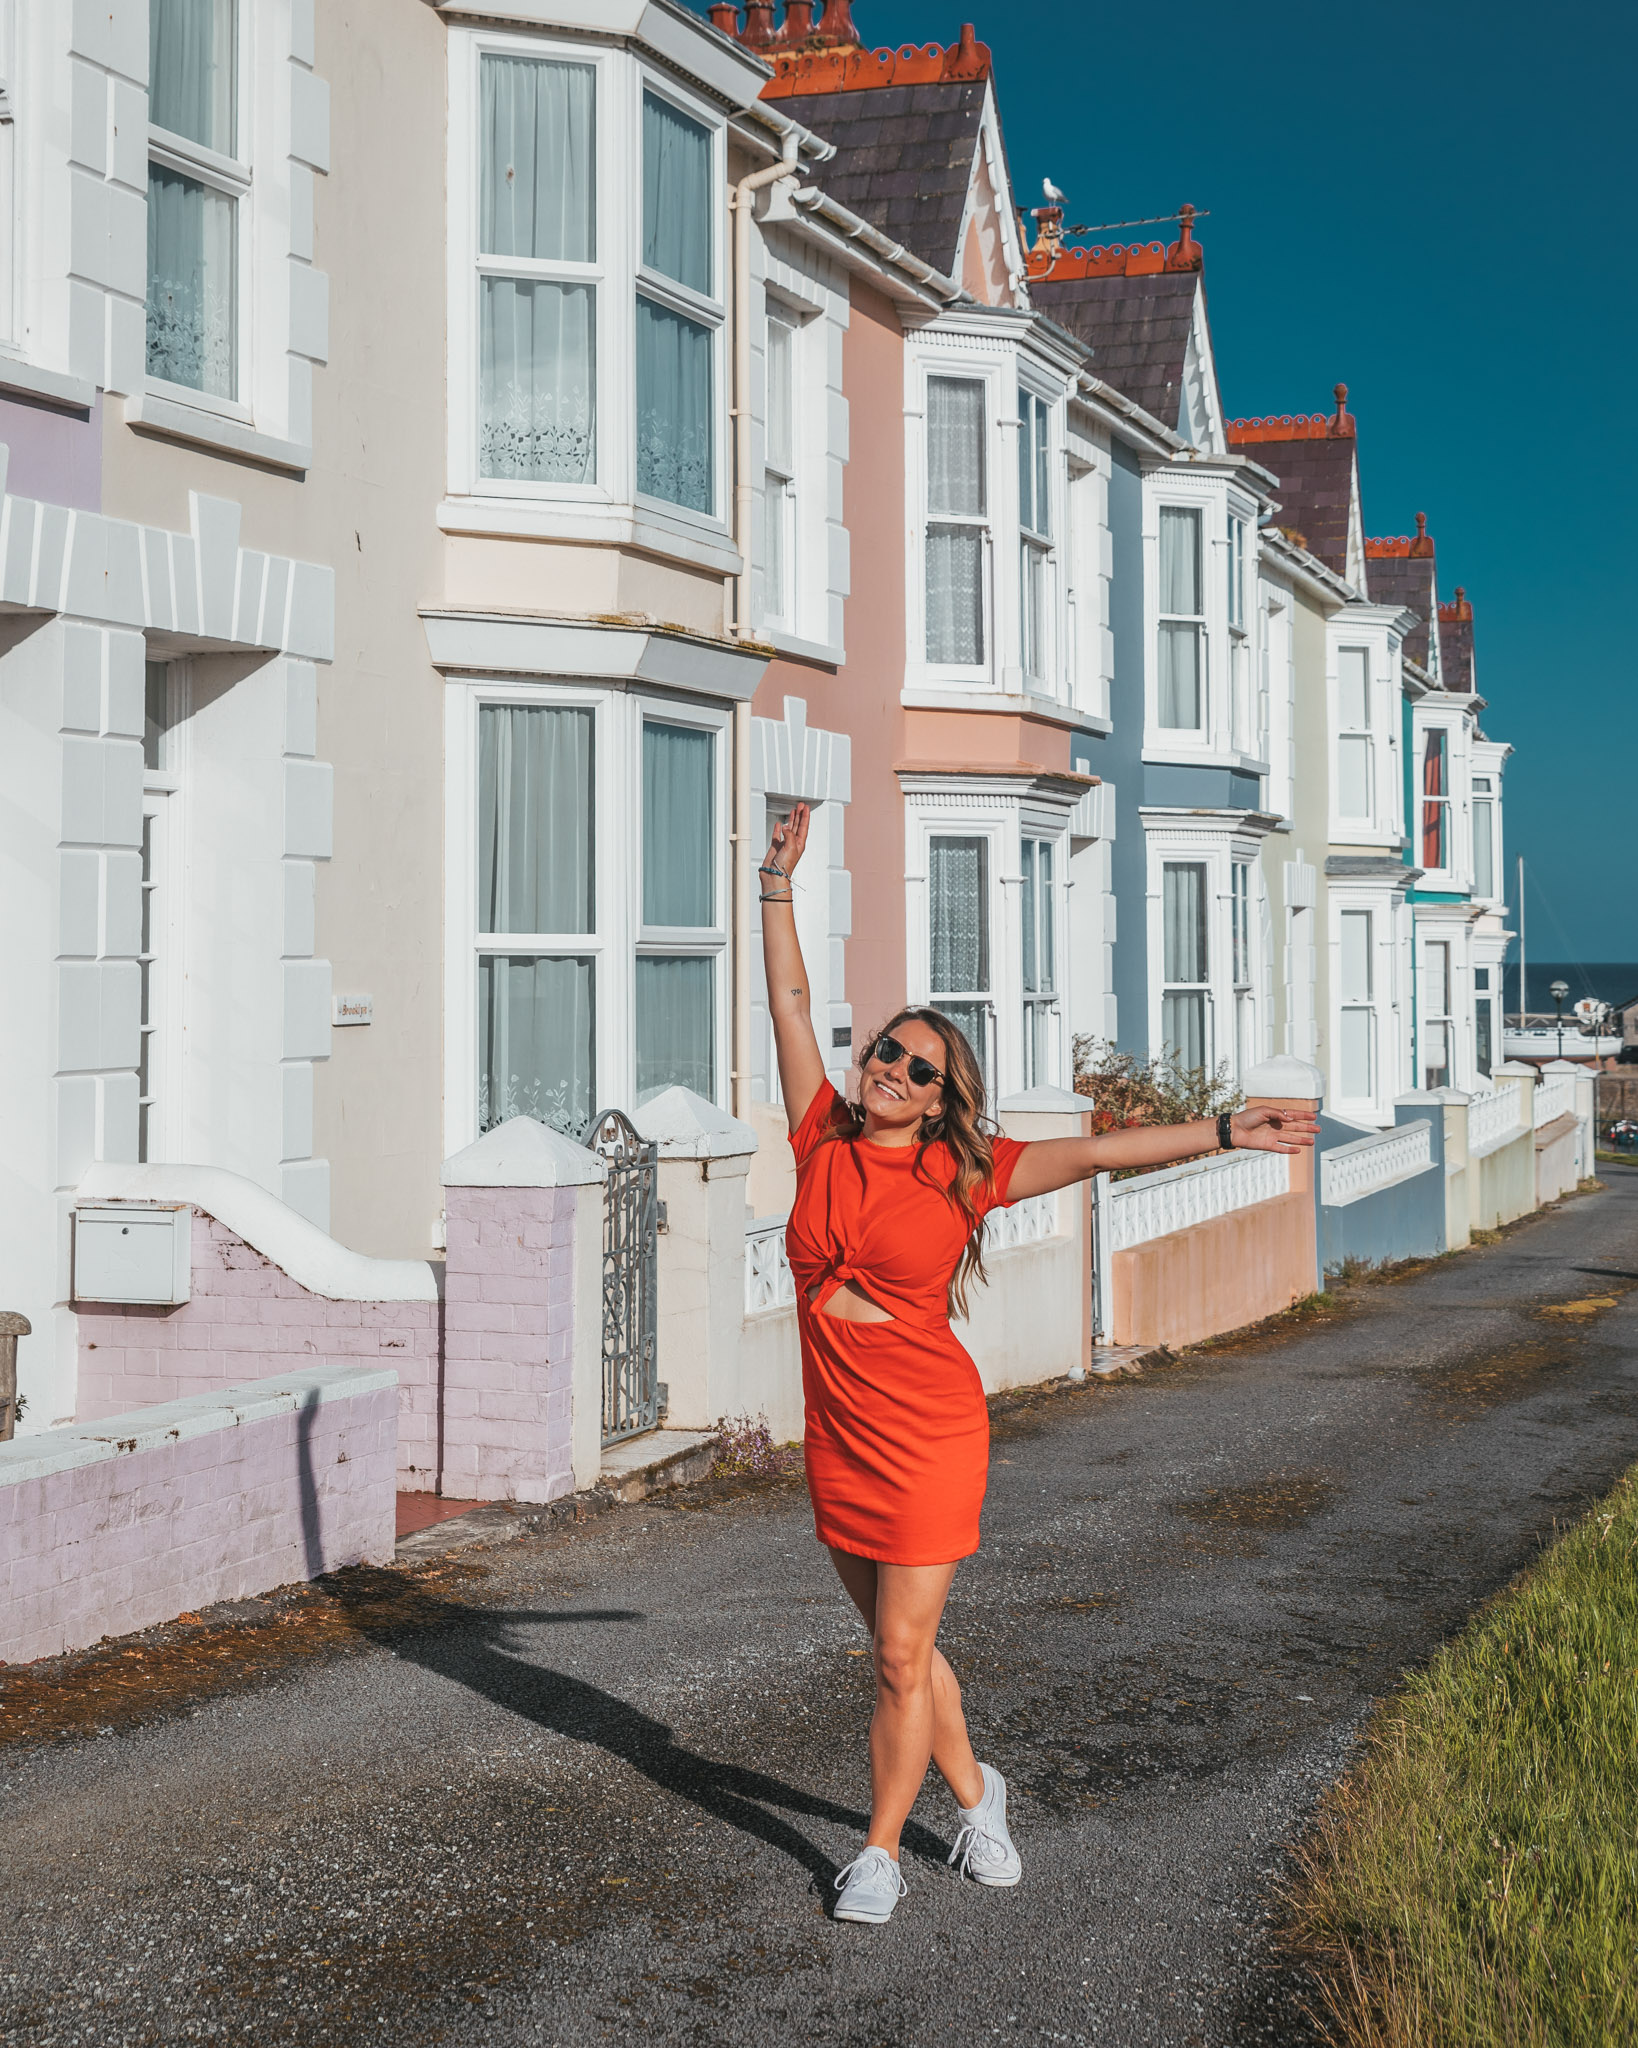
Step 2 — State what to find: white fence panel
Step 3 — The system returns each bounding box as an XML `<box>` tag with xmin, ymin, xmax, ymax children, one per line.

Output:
<box><xmin>1534</xmin><ymin>1073</ymin><xmax>1575</xmax><ymax>1129</ymax></box>
<box><xmin>984</xmin><ymin>1190</ymin><xmax>1060</xmax><ymax>1251</ymax></box>
<box><xmin>1469</xmin><ymin>1084</ymin><xmax>1525</xmax><ymax>1159</ymax></box>
<box><xmin>745</xmin><ymin>1218</ymin><xmax>797</xmax><ymax>1316</ymax></box>
<box><xmin>1320</xmin><ymin>1120</ymin><xmax>1434</xmax><ymax>1207</ymax></box>
<box><xmin>1106</xmin><ymin>1149</ymin><xmax>1288</xmax><ymax>1254</ymax></box>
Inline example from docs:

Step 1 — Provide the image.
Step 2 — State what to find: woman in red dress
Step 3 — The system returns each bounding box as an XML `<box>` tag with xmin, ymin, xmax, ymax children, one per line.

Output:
<box><xmin>761</xmin><ymin>804</ymin><xmax>1317</xmax><ymax>1924</ymax></box>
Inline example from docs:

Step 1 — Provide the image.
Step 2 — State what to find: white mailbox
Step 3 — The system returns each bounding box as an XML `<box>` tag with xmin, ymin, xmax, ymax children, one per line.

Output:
<box><xmin>73</xmin><ymin>1205</ymin><xmax>192</xmax><ymax>1305</ymax></box>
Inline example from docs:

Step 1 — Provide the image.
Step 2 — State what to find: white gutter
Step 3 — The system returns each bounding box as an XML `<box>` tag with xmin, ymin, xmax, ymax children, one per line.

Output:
<box><xmin>792</xmin><ymin>185</ymin><xmax>965</xmax><ymax>301</ymax></box>
<box><xmin>727</xmin><ymin>131</ymin><xmax>800</xmax><ymax>1122</ymax></box>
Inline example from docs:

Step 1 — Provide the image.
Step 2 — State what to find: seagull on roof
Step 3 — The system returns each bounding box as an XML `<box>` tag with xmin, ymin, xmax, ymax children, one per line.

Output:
<box><xmin>1042</xmin><ymin>176</ymin><xmax>1067</xmax><ymax>208</ymax></box>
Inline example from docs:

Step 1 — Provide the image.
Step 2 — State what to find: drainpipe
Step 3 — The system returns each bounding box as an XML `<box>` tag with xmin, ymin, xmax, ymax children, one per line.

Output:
<box><xmin>727</xmin><ymin>131</ymin><xmax>799</xmax><ymax>1123</ymax></box>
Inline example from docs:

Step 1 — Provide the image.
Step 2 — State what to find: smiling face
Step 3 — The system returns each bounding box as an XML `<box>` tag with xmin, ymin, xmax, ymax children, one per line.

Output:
<box><xmin>860</xmin><ymin>1016</ymin><xmax>948</xmax><ymax>1138</ymax></box>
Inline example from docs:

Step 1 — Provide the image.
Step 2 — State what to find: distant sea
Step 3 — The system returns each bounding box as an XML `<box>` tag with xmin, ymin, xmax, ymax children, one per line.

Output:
<box><xmin>1502</xmin><ymin>962</ymin><xmax>1638</xmax><ymax>1014</ymax></box>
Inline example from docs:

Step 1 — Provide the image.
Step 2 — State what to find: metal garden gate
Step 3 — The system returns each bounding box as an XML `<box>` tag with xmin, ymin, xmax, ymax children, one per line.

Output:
<box><xmin>589</xmin><ymin>1108</ymin><xmax>659</xmax><ymax>1445</ymax></box>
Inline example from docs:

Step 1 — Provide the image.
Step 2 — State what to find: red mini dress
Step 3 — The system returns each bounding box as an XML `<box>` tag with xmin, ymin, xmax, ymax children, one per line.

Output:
<box><xmin>785</xmin><ymin>1082</ymin><xmax>1027</xmax><ymax>1567</ymax></box>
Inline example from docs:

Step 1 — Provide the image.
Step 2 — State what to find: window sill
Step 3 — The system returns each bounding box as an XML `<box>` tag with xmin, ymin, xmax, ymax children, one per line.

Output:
<box><xmin>124</xmin><ymin>393</ymin><xmax>310</xmax><ymax>475</ymax></box>
<box><xmin>0</xmin><ymin>356</ymin><xmax>96</xmax><ymax>414</ymax></box>
<box><xmin>438</xmin><ymin>495</ymin><xmax>740</xmax><ymax>576</ymax></box>
<box><xmin>761</xmin><ymin>625</ymin><xmax>843</xmax><ymax>668</ymax></box>
<box><xmin>902</xmin><ymin>684</ymin><xmax>1109</xmax><ymax>732</ymax></box>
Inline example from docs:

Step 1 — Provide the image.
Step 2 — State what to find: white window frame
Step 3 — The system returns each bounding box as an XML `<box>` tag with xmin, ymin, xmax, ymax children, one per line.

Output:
<box><xmin>1420</xmin><ymin>937</ymin><xmax>1454</xmax><ymax>1091</ymax></box>
<box><xmin>1063</xmin><ymin>435</ymin><xmax>1111</xmax><ymax>725</ymax></box>
<box><xmin>1155</xmin><ymin>501</ymin><xmax>1207</xmax><ymax>736</ymax></box>
<box><xmin>1419</xmin><ymin>722</ymin><xmax>1455</xmax><ymax>881</ymax></box>
<box><xmin>1020</xmin><ymin>831</ymin><xmax>1062</xmax><ymax>1089</ymax></box>
<box><xmin>1017</xmin><ymin>382</ymin><xmax>1057</xmax><ymax>693</ymax></box>
<box><xmin>145</xmin><ymin>3</ymin><xmax>253</xmax><ymax>421</ymax></box>
<box><xmin>915</xmin><ymin>358</ymin><xmax>997</xmax><ymax>687</ymax></box>
<box><xmin>759</xmin><ymin>302</ymin><xmax>801</xmax><ymax>633</ymax></box>
<box><xmin>444</xmin><ymin>32</ymin><xmax>729</xmax><ymax>540</ymax></box>
<box><xmin>0</xmin><ymin>0</ymin><xmax>16</xmax><ymax>349</ymax></box>
<box><xmin>1335</xmin><ymin>644</ymin><xmax>1375</xmax><ymax>826</ymax></box>
<box><xmin>1472</xmin><ymin>773</ymin><xmax>1497</xmax><ymax>903</ymax></box>
<box><xmin>1337</xmin><ymin>905</ymin><xmax>1377</xmax><ymax>1108</ymax></box>
<box><xmin>633</xmin><ymin>72</ymin><xmax>727</xmax><ymax>526</ymax></box>
<box><xmin>1231</xmin><ymin>857</ymin><xmax>1255</xmax><ymax>1081</ymax></box>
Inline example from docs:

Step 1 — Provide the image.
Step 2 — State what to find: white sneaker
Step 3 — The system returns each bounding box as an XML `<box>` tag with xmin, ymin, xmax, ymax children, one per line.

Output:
<box><xmin>832</xmin><ymin>1845</ymin><xmax>907</xmax><ymax>1923</ymax></box>
<box><xmin>949</xmin><ymin>1762</ymin><xmax>1023</xmax><ymax>1887</ymax></box>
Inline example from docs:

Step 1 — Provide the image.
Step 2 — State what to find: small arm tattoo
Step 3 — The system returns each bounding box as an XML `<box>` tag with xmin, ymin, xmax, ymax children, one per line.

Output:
<box><xmin>789</xmin><ymin>987</ymin><xmax>804</xmax><ymax>997</ymax></box>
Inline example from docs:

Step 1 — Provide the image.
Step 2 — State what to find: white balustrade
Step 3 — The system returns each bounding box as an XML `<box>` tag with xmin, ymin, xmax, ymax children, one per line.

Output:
<box><xmin>745</xmin><ymin>1217</ymin><xmax>797</xmax><ymax>1316</ymax></box>
<box><xmin>1105</xmin><ymin>1148</ymin><xmax>1288</xmax><ymax>1254</ymax></box>
<box><xmin>744</xmin><ymin>1187</ymin><xmax>1063</xmax><ymax>1319</ymax></box>
<box><xmin>1468</xmin><ymin>1084</ymin><xmax>1525</xmax><ymax>1159</ymax></box>
<box><xmin>1320</xmin><ymin>1120</ymin><xmax>1434</xmax><ymax>1208</ymax></box>
<box><xmin>984</xmin><ymin>1189</ymin><xmax>1060</xmax><ymax>1251</ymax></box>
<box><xmin>1534</xmin><ymin>1072</ymin><xmax>1575</xmax><ymax>1129</ymax></box>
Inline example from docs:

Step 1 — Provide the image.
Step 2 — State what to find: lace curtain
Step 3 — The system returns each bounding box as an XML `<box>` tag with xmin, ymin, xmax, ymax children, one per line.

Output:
<box><xmin>636</xmin><ymin>297</ymin><xmax>712</xmax><ymax>512</ymax></box>
<box><xmin>930</xmin><ymin>835</ymin><xmax>988</xmax><ymax>994</ymax></box>
<box><xmin>477</xmin><ymin>705</ymin><xmax>594</xmax><ymax>936</ymax></box>
<box><xmin>479</xmin><ymin>56</ymin><xmax>596</xmax><ymax>484</ymax></box>
<box><xmin>150</xmin><ymin>0</ymin><xmax>235</xmax><ymax>152</ymax></box>
<box><xmin>642</xmin><ymin>93</ymin><xmax>711</xmax><ymax>293</ymax></box>
<box><xmin>642</xmin><ymin>721</ymin><xmax>713</xmax><ymax>928</ymax></box>
<box><xmin>636</xmin><ymin>957</ymin><xmax>714</xmax><ymax>1103</ymax></box>
<box><xmin>1162</xmin><ymin>862</ymin><xmax>1206</xmax><ymax>985</ymax></box>
<box><xmin>478</xmin><ymin>956</ymin><xmax>595</xmax><ymax>1139</ymax></box>
<box><xmin>925</xmin><ymin>379</ymin><xmax>986</xmax><ymax>665</ymax></box>
<box><xmin>147</xmin><ymin>164</ymin><xmax>236</xmax><ymax>396</ymax></box>
<box><xmin>1158</xmin><ymin>507</ymin><xmax>1202</xmax><ymax>727</ymax></box>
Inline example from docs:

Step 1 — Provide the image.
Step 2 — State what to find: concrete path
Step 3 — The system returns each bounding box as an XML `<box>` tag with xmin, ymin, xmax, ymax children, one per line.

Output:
<box><xmin>6</xmin><ymin>1166</ymin><xmax>1638</xmax><ymax>2048</ymax></box>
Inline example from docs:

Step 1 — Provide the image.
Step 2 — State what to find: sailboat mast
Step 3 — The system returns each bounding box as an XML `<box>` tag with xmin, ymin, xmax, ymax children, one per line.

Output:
<box><xmin>1517</xmin><ymin>854</ymin><xmax>1526</xmax><ymax>1026</ymax></box>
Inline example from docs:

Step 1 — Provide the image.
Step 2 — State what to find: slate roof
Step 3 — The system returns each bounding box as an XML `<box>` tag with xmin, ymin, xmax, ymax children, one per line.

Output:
<box><xmin>776</xmin><ymin>78</ymin><xmax>989</xmax><ymax>278</ymax></box>
<box><xmin>1230</xmin><ymin>430</ymin><xmax>1359</xmax><ymax>588</ymax></box>
<box><xmin>1363</xmin><ymin>550</ymin><xmax>1438</xmax><ymax>667</ymax></box>
<box><xmin>1028</xmin><ymin>269</ymin><xmax>1199</xmax><ymax>433</ymax></box>
<box><xmin>1437</xmin><ymin>600</ymin><xmax>1476</xmax><ymax>693</ymax></box>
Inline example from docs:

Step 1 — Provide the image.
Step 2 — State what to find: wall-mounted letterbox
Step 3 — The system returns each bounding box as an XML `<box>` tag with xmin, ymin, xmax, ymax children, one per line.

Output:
<box><xmin>73</xmin><ymin>1205</ymin><xmax>192</xmax><ymax>1305</ymax></box>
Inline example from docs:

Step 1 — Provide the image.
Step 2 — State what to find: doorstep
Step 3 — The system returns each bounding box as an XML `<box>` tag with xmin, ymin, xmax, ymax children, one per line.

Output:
<box><xmin>598</xmin><ymin>1427</ymin><xmax>717</xmax><ymax>1503</ymax></box>
<box><xmin>1085</xmin><ymin>1345</ymin><xmax>1150</xmax><ymax>1377</ymax></box>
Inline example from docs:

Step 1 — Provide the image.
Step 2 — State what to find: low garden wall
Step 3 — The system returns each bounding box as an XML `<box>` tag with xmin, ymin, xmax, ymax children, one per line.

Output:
<box><xmin>0</xmin><ymin>1364</ymin><xmax>397</xmax><ymax>1666</ymax></box>
<box><xmin>1316</xmin><ymin>1102</ymin><xmax>1445</xmax><ymax>1274</ymax></box>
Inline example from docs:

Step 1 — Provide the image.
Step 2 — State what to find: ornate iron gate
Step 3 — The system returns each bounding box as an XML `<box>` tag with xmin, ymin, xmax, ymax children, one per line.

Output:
<box><xmin>589</xmin><ymin>1108</ymin><xmax>659</xmax><ymax>1445</ymax></box>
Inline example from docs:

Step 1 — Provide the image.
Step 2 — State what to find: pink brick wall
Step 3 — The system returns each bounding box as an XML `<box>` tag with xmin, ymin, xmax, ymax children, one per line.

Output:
<box><xmin>440</xmin><ymin>1182</ymin><xmax>576</xmax><ymax>1504</ymax></box>
<box><xmin>0</xmin><ymin>1368</ymin><xmax>397</xmax><ymax>1667</ymax></box>
<box><xmin>77</xmin><ymin>1215</ymin><xmax>441</xmax><ymax>1489</ymax></box>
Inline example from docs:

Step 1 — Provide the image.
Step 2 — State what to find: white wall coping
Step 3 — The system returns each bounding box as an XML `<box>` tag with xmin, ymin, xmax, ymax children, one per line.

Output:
<box><xmin>996</xmin><ymin>1085</ymin><xmax>1087</xmax><ymax>1114</ymax></box>
<box><xmin>441</xmin><ymin>1116</ymin><xmax>605</xmax><ymax>1189</ymax></box>
<box><xmin>1541</xmin><ymin>1059</ymin><xmax>1587</xmax><ymax>1076</ymax></box>
<box><xmin>77</xmin><ymin>1164</ymin><xmax>440</xmax><ymax>1303</ymax></box>
<box><xmin>1242</xmin><ymin>1055</ymin><xmax>1325</xmax><ymax>1100</ymax></box>
<box><xmin>0</xmin><ymin>1365</ymin><xmax>399</xmax><ymax>1486</ymax></box>
<box><xmin>634</xmin><ymin>1087</ymin><xmax>759</xmax><ymax>1159</ymax></box>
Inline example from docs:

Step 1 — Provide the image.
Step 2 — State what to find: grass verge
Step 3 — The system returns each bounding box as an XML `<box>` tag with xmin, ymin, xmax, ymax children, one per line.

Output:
<box><xmin>1284</xmin><ymin>1466</ymin><xmax>1638</xmax><ymax>2046</ymax></box>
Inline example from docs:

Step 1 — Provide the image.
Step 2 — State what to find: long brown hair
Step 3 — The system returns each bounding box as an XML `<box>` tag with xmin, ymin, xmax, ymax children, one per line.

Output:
<box><xmin>818</xmin><ymin>1006</ymin><xmax>1000</xmax><ymax>1319</ymax></box>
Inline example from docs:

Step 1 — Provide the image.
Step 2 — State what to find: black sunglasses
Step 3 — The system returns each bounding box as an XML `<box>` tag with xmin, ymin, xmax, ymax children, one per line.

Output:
<box><xmin>866</xmin><ymin>1033</ymin><xmax>945</xmax><ymax>1089</ymax></box>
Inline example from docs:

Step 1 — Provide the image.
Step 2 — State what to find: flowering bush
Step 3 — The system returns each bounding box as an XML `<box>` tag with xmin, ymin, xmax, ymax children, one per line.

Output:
<box><xmin>710</xmin><ymin>1414</ymin><xmax>802</xmax><ymax>1479</ymax></box>
<box><xmin>1072</xmin><ymin>1038</ymin><xmax>1243</xmax><ymax>1134</ymax></box>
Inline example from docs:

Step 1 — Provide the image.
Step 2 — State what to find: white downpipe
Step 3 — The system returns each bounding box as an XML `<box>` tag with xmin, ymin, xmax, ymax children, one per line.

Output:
<box><xmin>727</xmin><ymin>134</ymin><xmax>799</xmax><ymax>1123</ymax></box>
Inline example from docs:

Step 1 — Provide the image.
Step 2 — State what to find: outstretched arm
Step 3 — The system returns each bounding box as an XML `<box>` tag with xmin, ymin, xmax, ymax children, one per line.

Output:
<box><xmin>1003</xmin><ymin>1102</ymin><xmax>1319</xmax><ymax>1202</ymax></box>
<box><xmin>760</xmin><ymin>801</ymin><xmax>827</xmax><ymax>1133</ymax></box>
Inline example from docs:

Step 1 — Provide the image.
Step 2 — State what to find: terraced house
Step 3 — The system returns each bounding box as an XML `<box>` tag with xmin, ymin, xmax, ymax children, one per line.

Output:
<box><xmin>1</xmin><ymin>0</ymin><xmax>1530</xmax><ymax>1475</ymax></box>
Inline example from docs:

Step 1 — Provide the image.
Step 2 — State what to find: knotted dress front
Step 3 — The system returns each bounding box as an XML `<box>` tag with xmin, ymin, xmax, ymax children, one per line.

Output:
<box><xmin>785</xmin><ymin>1082</ymin><xmax>1027</xmax><ymax>1566</ymax></box>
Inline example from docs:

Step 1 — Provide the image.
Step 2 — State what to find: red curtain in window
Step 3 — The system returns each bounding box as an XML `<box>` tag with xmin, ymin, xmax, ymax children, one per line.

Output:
<box><xmin>1421</xmin><ymin>730</ymin><xmax>1447</xmax><ymax>869</ymax></box>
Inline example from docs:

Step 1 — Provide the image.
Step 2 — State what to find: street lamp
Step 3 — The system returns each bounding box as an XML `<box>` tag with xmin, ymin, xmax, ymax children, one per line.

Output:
<box><xmin>1550</xmin><ymin>979</ymin><xmax>1569</xmax><ymax>1059</ymax></box>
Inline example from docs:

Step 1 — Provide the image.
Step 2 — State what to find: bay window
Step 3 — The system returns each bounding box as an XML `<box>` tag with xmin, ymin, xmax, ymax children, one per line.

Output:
<box><xmin>1337</xmin><ymin>647</ymin><xmax>1372</xmax><ymax>820</ymax></box>
<box><xmin>636</xmin><ymin>91</ymin><xmax>718</xmax><ymax>515</ymax></box>
<box><xmin>1421</xmin><ymin>730</ymin><xmax>1450</xmax><ymax>870</ymax></box>
<box><xmin>1421</xmin><ymin>940</ymin><xmax>1453</xmax><ymax>1090</ymax></box>
<box><xmin>638</xmin><ymin>719</ymin><xmax>719</xmax><ymax>1102</ymax></box>
<box><xmin>1472</xmin><ymin>775</ymin><xmax>1495</xmax><ymax>898</ymax></box>
<box><xmin>926</xmin><ymin>377</ymin><xmax>988</xmax><ymax>667</ymax></box>
<box><xmin>929</xmin><ymin>834</ymin><xmax>992</xmax><ymax>1083</ymax></box>
<box><xmin>1339</xmin><ymin>909</ymin><xmax>1375</xmax><ymax>1100</ymax></box>
<box><xmin>147</xmin><ymin>0</ymin><xmax>245</xmax><ymax>402</ymax></box>
<box><xmin>1158</xmin><ymin>507</ymin><xmax>1204</xmax><ymax>729</ymax></box>
<box><xmin>476</xmin><ymin>704</ymin><xmax>597</xmax><ymax>1138</ymax></box>
<box><xmin>1018</xmin><ymin>390</ymin><xmax>1052</xmax><ymax>685</ymax></box>
<box><xmin>1161</xmin><ymin>861</ymin><xmax>1208</xmax><ymax>1072</ymax></box>
<box><xmin>1228</xmin><ymin>514</ymin><xmax>1251</xmax><ymax>753</ymax></box>
<box><xmin>763</xmin><ymin>313</ymin><xmax>796</xmax><ymax>627</ymax></box>
<box><xmin>1020</xmin><ymin>837</ymin><xmax>1057</xmax><ymax>1087</ymax></box>
<box><xmin>477</xmin><ymin>53</ymin><xmax>597</xmax><ymax>485</ymax></box>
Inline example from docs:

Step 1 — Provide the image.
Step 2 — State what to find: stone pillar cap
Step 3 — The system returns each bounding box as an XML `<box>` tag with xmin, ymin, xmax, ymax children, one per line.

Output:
<box><xmin>1241</xmin><ymin>1055</ymin><xmax>1325</xmax><ymax>1100</ymax></box>
<box><xmin>441</xmin><ymin>1117</ymin><xmax>605</xmax><ymax>1189</ymax></box>
<box><xmin>996</xmin><ymin>1085</ymin><xmax>1086</xmax><ymax>1113</ymax></box>
<box><xmin>1493</xmin><ymin>1061</ymin><xmax>1538</xmax><ymax>1078</ymax></box>
<box><xmin>1541</xmin><ymin>1058</ymin><xmax>1587</xmax><ymax>1074</ymax></box>
<box><xmin>633</xmin><ymin>1086</ymin><xmax>758</xmax><ymax>1159</ymax></box>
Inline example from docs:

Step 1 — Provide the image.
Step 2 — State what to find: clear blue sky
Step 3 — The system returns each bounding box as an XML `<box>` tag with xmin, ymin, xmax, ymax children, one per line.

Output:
<box><xmin>712</xmin><ymin>1</ymin><xmax>1636</xmax><ymax>963</ymax></box>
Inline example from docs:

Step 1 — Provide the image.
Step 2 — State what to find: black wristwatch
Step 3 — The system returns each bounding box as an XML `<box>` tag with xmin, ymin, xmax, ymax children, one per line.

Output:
<box><xmin>1217</xmin><ymin>1112</ymin><xmax>1236</xmax><ymax>1152</ymax></box>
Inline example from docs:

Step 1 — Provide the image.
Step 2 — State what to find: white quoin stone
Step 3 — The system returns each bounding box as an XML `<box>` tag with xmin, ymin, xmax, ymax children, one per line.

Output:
<box><xmin>1242</xmin><ymin>1056</ymin><xmax>1325</xmax><ymax>1101</ymax></box>
<box><xmin>440</xmin><ymin>1116</ymin><xmax>605</xmax><ymax>1189</ymax></box>
<box><xmin>632</xmin><ymin>1087</ymin><xmax>758</xmax><ymax>1160</ymax></box>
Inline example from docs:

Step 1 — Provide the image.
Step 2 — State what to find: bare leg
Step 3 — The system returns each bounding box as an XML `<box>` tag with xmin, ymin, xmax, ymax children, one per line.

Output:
<box><xmin>829</xmin><ymin>1547</ymin><xmax>984</xmax><ymax>1855</ymax></box>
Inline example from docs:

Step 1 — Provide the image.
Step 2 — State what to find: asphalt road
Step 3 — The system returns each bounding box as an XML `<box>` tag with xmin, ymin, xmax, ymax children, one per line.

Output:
<box><xmin>6</xmin><ymin>1165</ymin><xmax>1638</xmax><ymax>2048</ymax></box>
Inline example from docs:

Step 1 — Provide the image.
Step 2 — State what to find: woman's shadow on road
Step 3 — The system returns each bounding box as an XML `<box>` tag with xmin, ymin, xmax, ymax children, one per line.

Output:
<box><xmin>328</xmin><ymin>1568</ymin><xmax>951</xmax><ymax>1893</ymax></box>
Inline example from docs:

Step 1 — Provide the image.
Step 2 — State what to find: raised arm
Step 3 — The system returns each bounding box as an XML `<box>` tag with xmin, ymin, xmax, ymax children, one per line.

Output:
<box><xmin>1003</xmin><ymin>1101</ymin><xmax>1319</xmax><ymax>1202</ymax></box>
<box><xmin>760</xmin><ymin>801</ymin><xmax>827</xmax><ymax>1132</ymax></box>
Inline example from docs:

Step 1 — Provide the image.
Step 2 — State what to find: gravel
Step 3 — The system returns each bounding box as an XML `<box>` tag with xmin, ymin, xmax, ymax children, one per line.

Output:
<box><xmin>4</xmin><ymin>1165</ymin><xmax>1637</xmax><ymax>2048</ymax></box>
